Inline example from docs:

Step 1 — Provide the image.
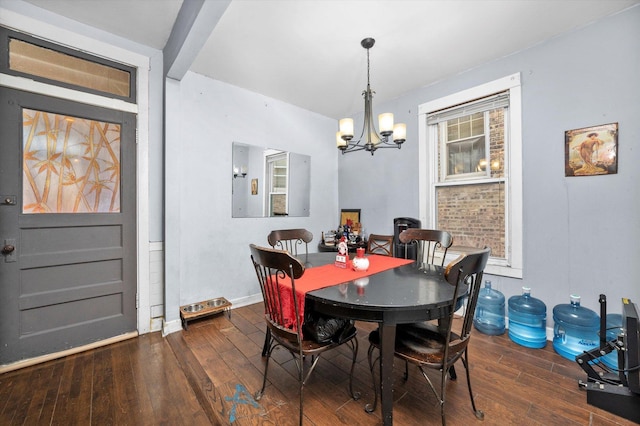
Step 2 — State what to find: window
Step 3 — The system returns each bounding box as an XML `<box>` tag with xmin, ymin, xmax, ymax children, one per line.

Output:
<box><xmin>418</xmin><ymin>74</ymin><xmax>522</xmax><ymax>278</ymax></box>
<box><xmin>1</xmin><ymin>27</ymin><xmax>136</xmax><ymax>102</ymax></box>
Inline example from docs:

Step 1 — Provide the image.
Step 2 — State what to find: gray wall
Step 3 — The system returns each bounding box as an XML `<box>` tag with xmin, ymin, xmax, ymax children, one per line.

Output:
<box><xmin>164</xmin><ymin>72</ymin><xmax>339</xmax><ymax>322</ymax></box>
<box><xmin>339</xmin><ymin>6</ymin><xmax>640</xmax><ymax>317</ymax></box>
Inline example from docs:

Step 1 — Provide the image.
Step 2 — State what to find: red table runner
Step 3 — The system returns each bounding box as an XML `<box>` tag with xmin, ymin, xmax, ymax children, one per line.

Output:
<box><xmin>278</xmin><ymin>255</ymin><xmax>413</xmax><ymax>330</ymax></box>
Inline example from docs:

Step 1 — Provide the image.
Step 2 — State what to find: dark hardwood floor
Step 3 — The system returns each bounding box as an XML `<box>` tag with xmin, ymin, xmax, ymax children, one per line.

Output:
<box><xmin>1</xmin><ymin>303</ymin><xmax>637</xmax><ymax>425</ymax></box>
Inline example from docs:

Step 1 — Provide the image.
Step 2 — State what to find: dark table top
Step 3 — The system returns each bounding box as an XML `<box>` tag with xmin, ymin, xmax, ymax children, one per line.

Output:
<box><xmin>299</xmin><ymin>252</ymin><xmax>455</xmax><ymax>324</ymax></box>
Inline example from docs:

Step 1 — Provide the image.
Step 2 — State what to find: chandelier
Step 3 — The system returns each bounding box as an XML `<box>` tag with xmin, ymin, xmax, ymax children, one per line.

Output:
<box><xmin>336</xmin><ymin>38</ymin><xmax>406</xmax><ymax>155</ymax></box>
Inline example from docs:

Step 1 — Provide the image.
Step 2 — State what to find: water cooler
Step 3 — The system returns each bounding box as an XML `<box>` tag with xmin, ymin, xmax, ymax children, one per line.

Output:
<box><xmin>553</xmin><ymin>295</ymin><xmax>600</xmax><ymax>361</ymax></box>
<box><xmin>508</xmin><ymin>287</ymin><xmax>547</xmax><ymax>348</ymax></box>
<box><xmin>473</xmin><ymin>280</ymin><xmax>505</xmax><ymax>335</ymax></box>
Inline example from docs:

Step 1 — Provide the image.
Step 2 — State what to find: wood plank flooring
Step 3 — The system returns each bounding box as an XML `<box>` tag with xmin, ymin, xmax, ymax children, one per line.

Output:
<box><xmin>1</xmin><ymin>303</ymin><xmax>637</xmax><ymax>425</ymax></box>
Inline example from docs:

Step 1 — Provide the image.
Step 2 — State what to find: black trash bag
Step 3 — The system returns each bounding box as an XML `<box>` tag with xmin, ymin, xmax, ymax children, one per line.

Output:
<box><xmin>303</xmin><ymin>311</ymin><xmax>354</xmax><ymax>344</ymax></box>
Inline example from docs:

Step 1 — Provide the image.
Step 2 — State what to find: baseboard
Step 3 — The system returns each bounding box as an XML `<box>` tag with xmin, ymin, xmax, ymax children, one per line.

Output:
<box><xmin>162</xmin><ymin>318</ymin><xmax>183</xmax><ymax>336</ymax></box>
<box><xmin>229</xmin><ymin>293</ymin><xmax>263</xmax><ymax>308</ymax></box>
<box><xmin>0</xmin><ymin>331</ymin><xmax>138</xmax><ymax>374</ymax></box>
<box><xmin>150</xmin><ymin>317</ymin><xmax>164</xmax><ymax>332</ymax></box>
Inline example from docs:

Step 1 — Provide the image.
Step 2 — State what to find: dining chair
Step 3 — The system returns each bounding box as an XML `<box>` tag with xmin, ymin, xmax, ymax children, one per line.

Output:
<box><xmin>396</xmin><ymin>228</ymin><xmax>455</xmax><ymax>378</ymax></box>
<box><xmin>398</xmin><ymin>228</ymin><xmax>453</xmax><ymax>266</ymax></box>
<box><xmin>250</xmin><ymin>244</ymin><xmax>359</xmax><ymax>425</ymax></box>
<box><xmin>262</xmin><ymin>228</ymin><xmax>314</xmax><ymax>356</ymax></box>
<box><xmin>267</xmin><ymin>228</ymin><xmax>313</xmax><ymax>256</ymax></box>
<box><xmin>366</xmin><ymin>234</ymin><xmax>394</xmax><ymax>256</ymax></box>
<box><xmin>366</xmin><ymin>247</ymin><xmax>491</xmax><ymax>425</ymax></box>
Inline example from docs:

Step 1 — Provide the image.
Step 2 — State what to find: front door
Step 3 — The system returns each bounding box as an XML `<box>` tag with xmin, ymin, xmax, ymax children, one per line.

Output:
<box><xmin>0</xmin><ymin>87</ymin><xmax>137</xmax><ymax>364</ymax></box>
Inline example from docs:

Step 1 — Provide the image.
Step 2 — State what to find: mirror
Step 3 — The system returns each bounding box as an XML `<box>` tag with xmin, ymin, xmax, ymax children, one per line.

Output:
<box><xmin>232</xmin><ymin>142</ymin><xmax>310</xmax><ymax>218</ymax></box>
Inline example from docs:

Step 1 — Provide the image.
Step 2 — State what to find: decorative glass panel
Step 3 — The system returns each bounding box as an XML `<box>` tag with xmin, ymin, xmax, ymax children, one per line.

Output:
<box><xmin>22</xmin><ymin>108</ymin><xmax>121</xmax><ymax>213</ymax></box>
<box><xmin>9</xmin><ymin>38</ymin><xmax>131</xmax><ymax>99</ymax></box>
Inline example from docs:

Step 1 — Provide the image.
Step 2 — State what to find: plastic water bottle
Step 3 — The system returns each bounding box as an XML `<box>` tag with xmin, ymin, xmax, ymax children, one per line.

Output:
<box><xmin>552</xmin><ymin>295</ymin><xmax>600</xmax><ymax>361</ymax></box>
<box><xmin>602</xmin><ymin>313</ymin><xmax>622</xmax><ymax>370</ymax></box>
<box><xmin>473</xmin><ymin>281</ymin><xmax>505</xmax><ymax>335</ymax></box>
<box><xmin>508</xmin><ymin>287</ymin><xmax>547</xmax><ymax>348</ymax></box>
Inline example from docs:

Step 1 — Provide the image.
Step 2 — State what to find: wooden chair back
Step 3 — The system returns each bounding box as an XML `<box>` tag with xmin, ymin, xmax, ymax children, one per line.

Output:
<box><xmin>250</xmin><ymin>244</ymin><xmax>305</xmax><ymax>343</ymax></box>
<box><xmin>398</xmin><ymin>228</ymin><xmax>453</xmax><ymax>265</ymax></box>
<box><xmin>267</xmin><ymin>228</ymin><xmax>313</xmax><ymax>256</ymax></box>
<box><xmin>443</xmin><ymin>247</ymin><xmax>491</xmax><ymax>359</ymax></box>
<box><xmin>366</xmin><ymin>234</ymin><xmax>394</xmax><ymax>256</ymax></box>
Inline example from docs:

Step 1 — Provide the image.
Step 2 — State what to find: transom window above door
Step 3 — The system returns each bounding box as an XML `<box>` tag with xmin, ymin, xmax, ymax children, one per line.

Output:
<box><xmin>1</xmin><ymin>27</ymin><xmax>136</xmax><ymax>102</ymax></box>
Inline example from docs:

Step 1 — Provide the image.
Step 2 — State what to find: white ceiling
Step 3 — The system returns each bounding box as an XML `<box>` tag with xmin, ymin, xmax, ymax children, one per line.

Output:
<box><xmin>21</xmin><ymin>0</ymin><xmax>640</xmax><ymax>119</ymax></box>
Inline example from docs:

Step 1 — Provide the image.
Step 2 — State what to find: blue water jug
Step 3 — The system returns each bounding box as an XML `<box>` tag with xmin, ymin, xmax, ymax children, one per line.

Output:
<box><xmin>552</xmin><ymin>295</ymin><xmax>600</xmax><ymax>361</ymax></box>
<box><xmin>474</xmin><ymin>281</ymin><xmax>505</xmax><ymax>335</ymax></box>
<box><xmin>508</xmin><ymin>287</ymin><xmax>547</xmax><ymax>348</ymax></box>
<box><xmin>602</xmin><ymin>313</ymin><xmax>623</xmax><ymax>370</ymax></box>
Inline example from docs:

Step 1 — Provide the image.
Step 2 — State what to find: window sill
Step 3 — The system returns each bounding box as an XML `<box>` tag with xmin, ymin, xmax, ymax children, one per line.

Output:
<box><xmin>442</xmin><ymin>246</ymin><xmax>523</xmax><ymax>279</ymax></box>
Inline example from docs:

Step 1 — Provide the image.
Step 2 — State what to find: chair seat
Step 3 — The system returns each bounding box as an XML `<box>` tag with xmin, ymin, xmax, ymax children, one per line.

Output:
<box><xmin>368</xmin><ymin>322</ymin><xmax>462</xmax><ymax>365</ymax></box>
<box><xmin>275</xmin><ymin>323</ymin><xmax>357</xmax><ymax>353</ymax></box>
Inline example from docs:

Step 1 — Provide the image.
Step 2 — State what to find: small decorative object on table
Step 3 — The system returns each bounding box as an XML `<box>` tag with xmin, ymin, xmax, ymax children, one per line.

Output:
<box><xmin>352</xmin><ymin>247</ymin><xmax>369</xmax><ymax>271</ymax></box>
<box><xmin>335</xmin><ymin>237</ymin><xmax>348</xmax><ymax>268</ymax></box>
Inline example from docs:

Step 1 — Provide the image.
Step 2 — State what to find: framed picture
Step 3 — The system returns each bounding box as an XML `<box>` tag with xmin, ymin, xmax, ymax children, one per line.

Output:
<box><xmin>565</xmin><ymin>123</ymin><xmax>618</xmax><ymax>176</ymax></box>
<box><xmin>340</xmin><ymin>209</ymin><xmax>360</xmax><ymax>226</ymax></box>
<box><xmin>251</xmin><ymin>178</ymin><xmax>258</xmax><ymax>195</ymax></box>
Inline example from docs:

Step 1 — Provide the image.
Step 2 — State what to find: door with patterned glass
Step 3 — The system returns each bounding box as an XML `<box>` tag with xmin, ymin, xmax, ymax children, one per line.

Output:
<box><xmin>0</xmin><ymin>87</ymin><xmax>137</xmax><ymax>365</ymax></box>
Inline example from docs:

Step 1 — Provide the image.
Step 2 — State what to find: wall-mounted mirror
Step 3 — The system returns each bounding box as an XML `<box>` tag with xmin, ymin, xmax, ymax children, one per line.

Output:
<box><xmin>232</xmin><ymin>142</ymin><xmax>310</xmax><ymax>218</ymax></box>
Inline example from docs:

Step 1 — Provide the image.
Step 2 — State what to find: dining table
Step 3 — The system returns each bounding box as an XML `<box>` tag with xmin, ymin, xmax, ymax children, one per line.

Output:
<box><xmin>295</xmin><ymin>252</ymin><xmax>459</xmax><ymax>426</ymax></box>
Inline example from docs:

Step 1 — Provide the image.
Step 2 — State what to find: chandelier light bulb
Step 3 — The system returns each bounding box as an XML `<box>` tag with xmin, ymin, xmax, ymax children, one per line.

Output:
<box><xmin>339</xmin><ymin>118</ymin><xmax>354</xmax><ymax>140</ymax></box>
<box><xmin>378</xmin><ymin>113</ymin><xmax>394</xmax><ymax>136</ymax></box>
<box><xmin>393</xmin><ymin>123</ymin><xmax>407</xmax><ymax>143</ymax></box>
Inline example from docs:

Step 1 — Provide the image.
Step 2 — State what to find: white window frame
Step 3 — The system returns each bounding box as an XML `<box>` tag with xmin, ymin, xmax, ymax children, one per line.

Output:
<box><xmin>418</xmin><ymin>73</ymin><xmax>523</xmax><ymax>278</ymax></box>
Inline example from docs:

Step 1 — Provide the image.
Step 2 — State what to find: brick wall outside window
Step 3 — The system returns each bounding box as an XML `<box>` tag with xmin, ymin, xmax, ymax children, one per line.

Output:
<box><xmin>435</xmin><ymin>109</ymin><xmax>506</xmax><ymax>258</ymax></box>
<box><xmin>436</xmin><ymin>182</ymin><xmax>505</xmax><ymax>258</ymax></box>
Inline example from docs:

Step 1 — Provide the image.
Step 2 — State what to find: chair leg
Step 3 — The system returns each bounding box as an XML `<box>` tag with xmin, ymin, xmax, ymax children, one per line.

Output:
<box><xmin>449</xmin><ymin>365</ymin><xmax>457</xmax><ymax>380</ymax></box>
<box><xmin>261</xmin><ymin>329</ymin><xmax>271</xmax><ymax>356</ymax></box>
<box><xmin>255</xmin><ymin>344</ymin><xmax>273</xmax><ymax>400</ymax></box>
<box><xmin>440</xmin><ymin>365</ymin><xmax>448</xmax><ymax>426</ymax></box>
<box><xmin>348</xmin><ymin>338</ymin><xmax>361</xmax><ymax>400</ymax></box>
<box><xmin>299</xmin><ymin>356</ymin><xmax>305</xmax><ymax>426</ymax></box>
<box><xmin>365</xmin><ymin>344</ymin><xmax>379</xmax><ymax>413</ymax></box>
<box><xmin>417</xmin><ymin>364</ymin><xmax>446</xmax><ymax>424</ymax></box>
<box><xmin>462</xmin><ymin>351</ymin><xmax>484</xmax><ymax>420</ymax></box>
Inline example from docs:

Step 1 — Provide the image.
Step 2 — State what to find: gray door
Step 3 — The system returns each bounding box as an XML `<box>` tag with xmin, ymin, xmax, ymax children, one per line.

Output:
<box><xmin>0</xmin><ymin>87</ymin><xmax>137</xmax><ymax>364</ymax></box>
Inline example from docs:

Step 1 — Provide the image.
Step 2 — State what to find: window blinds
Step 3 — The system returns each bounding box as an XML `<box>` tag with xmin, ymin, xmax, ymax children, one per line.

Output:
<box><xmin>426</xmin><ymin>91</ymin><xmax>509</xmax><ymax>125</ymax></box>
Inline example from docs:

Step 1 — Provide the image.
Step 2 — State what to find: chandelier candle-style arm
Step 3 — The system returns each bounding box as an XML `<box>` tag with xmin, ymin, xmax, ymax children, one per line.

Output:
<box><xmin>337</xmin><ymin>37</ymin><xmax>406</xmax><ymax>155</ymax></box>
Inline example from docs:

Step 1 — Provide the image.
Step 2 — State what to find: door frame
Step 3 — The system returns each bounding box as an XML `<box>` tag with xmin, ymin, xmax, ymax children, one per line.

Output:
<box><xmin>0</xmin><ymin>9</ymin><xmax>152</xmax><ymax>357</ymax></box>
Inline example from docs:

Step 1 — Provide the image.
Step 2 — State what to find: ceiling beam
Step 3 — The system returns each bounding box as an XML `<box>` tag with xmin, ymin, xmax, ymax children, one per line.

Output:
<box><xmin>163</xmin><ymin>0</ymin><xmax>230</xmax><ymax>80</ymax></box>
